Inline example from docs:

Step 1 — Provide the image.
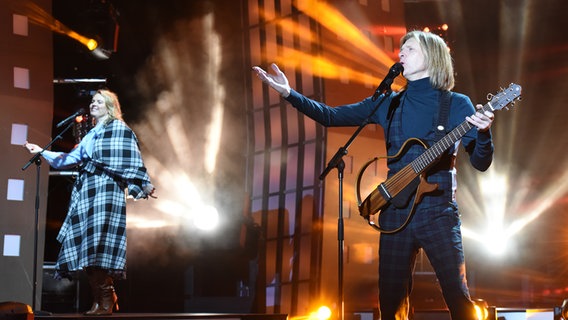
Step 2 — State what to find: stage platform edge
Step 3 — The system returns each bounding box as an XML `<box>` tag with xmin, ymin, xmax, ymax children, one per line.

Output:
<box><xmin>34</xmin><ymin>313</ymin><xmax>288</xmax><ymax>320</ymax></box>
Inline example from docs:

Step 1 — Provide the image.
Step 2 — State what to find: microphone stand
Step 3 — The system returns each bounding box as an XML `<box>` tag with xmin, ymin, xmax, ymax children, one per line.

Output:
<box><xmin>21</xmin><ymin>120</ymin><xmax>75</xmax><ymax>314</ymax></box>
<box><xmin>319</xmin><ymin>91</ymin><xmax>391</xmax><ymax>320</ymax></box>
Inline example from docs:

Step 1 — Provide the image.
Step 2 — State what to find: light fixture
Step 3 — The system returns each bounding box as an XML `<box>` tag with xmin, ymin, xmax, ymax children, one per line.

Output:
<box><xmin>83</xmin><ymin>1</ymin><xmax>120</xmax><ymax>60</ymax></box>
<box><xmin>472</xmin><ymin>299</ymin><xmax>496</xmax><ymax>320</ymax></box>
<box><xmin>314</xmin><ymin>306</ymin><xmax>332</xmax><ymax>320</ymax></box>
<box><xmin>473</xmin><ymin>299</ymin><xmax>488</xmax><ymax>320</ymax></box>
<box><xmin>555</xmin><ymin>299</ymin><xmax>568</xmax><ymax>320</ymax></box>
<box><xmin>288</xmin><ymin>305</ymin><xmax>332</xmax><ymax>320</ymax></box>
<box><xmin>91</xmin><ymin>46</ymin><xmax>113</xmax><ymax>60</ymax></box>
<box><xmin>16</xmin><ymin>1</ymin><xmax>117</xmax><ymax>60</ymax></box>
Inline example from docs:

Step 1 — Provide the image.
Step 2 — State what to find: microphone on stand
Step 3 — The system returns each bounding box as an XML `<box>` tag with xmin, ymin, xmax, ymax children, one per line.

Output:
<box><xmin>56</xmin><ymin>108</ymin><xmax>86</xmax><ymax>128</ymax></box>
<box><xmin>372</xmin><ymin>62</ymin><xmax>404</xmax><ymax>101</ymax></box>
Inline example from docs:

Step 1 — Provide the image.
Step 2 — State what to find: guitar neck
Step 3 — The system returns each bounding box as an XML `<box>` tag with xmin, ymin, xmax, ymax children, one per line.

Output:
<box><xmin>411</xmin><ymin>103</ymin><xmax>494</xmax><ymax>173</ymax></box>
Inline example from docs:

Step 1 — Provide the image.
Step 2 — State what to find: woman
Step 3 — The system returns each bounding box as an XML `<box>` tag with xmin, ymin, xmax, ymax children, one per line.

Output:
<box><xmin>25</xmin><ymin>89</ymin><xmax>155</xmax><ymax>315</ymax></box>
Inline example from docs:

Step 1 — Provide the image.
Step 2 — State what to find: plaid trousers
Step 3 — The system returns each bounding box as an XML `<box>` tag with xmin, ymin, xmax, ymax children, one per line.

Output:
<box><xmin>378</xmin><ymin>202</ymin><xmax>476</xmax><ymax>320</ymax></box>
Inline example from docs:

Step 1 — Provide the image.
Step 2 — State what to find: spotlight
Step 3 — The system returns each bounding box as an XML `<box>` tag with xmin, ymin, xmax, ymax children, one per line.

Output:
<box><xmin>83</xmin><ymin>1</ymin><xmax>120</xmax><ymax>60</ymax></box>
<box><xmin>91</xmin><ymin>46</ymin><xmax>112</xmax><ymax>60</ymax></box>
<box><xmin>314</xmin><ymin>306</ymin><xmax>332</xmax><ymax>320</ymax></box>
<box><xmin>555</xmin><ymin>299</ymin><xmax>568</xmax><ymax>320</ymax></box>
<box><xmin>84</xmin><ymin>37</ymin><xmax>111</xmax><ymax>60</ymax></box>
<box><xmin>473</xmin><ymin>299</ymin><xmax>488</xmax><ymax>320</ymax></box>
<box><xmin>83</xmin><ymin>33</ymin><xmax>112</xmax><ymax>60</ymax></box>
<box><xmin>472</xmin><ymin>299</ymin><xmax>496</xmax><ymax>320</ymax></box>
<box><xmin>193</xmin><ymin>204</ymin><xmax>220</xmax><ymax>231</ymax></box>
<box><xmin>288</xmin><ymin>305</ymin><xmax>332</xmax><ymax>320</ymax></box>
<box><xmin>86</xmin><ymin>38</ymin><xmax>98</xmax><ymax>51</ymax></box>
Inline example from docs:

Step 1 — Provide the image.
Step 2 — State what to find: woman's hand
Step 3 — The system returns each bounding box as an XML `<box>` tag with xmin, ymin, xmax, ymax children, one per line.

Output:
<box><xmin>24</xmin><ymin>142</ymin><xmax>43</xmax><ymax>154</ymax></box>
<box><xmin>143</xmin><ymin>183</ymin><xmax>157</xmax><ymax>199</ymax></box>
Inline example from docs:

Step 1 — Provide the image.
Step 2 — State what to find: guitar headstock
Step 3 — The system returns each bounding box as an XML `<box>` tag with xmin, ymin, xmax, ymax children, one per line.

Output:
<box><xmin>487</xmin><ymin>83</ymin><xmax>522</xmax><ymax>111</ymax></box>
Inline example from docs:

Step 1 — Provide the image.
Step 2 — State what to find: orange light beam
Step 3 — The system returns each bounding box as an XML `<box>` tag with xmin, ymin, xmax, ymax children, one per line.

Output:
<box><xmin>257</xmin><ymin>1</ymin><xmax>408</xmax><ymax>87</ymax></box>
<box><xmin>294</xmin><ymin>0</ymin><xmax>396</xmax><ymax>69</ymax></box>
<box><xmin>259</xmin><ymin>12</ymin><xmax>372</xmax><ymax>73</ymax></box>
<box><xmin>272</xmin><ymin>46</ymin><xmax>403</xmax><ymax>90</ymax></box>
<box><xmin>14</xmin><ymin>1</ymin><xmax>98</xmax><ymax>50</ymax></box>
<box><xmin>272</xmin><ymin>18</ymin><xmax>377</xmax><ymax>75</ymax></box>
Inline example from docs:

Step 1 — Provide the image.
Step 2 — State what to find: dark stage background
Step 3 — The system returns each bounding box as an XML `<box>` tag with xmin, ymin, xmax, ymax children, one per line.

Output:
<box><xmin>44</xmin><ymin>0</ymin><xmax>253</xmax><ymax>313</ymax></box>
<box><xmin>42</xmin><ymin>0</ymin><xmax>568</xmax><ymax>314</ymax></box>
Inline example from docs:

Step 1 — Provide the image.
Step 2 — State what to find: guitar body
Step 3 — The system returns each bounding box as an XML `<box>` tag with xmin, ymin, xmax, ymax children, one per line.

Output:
<box><xmin>357</xmin><ymin>141</ymin><xmax>438</xmax><ymax>225</ymax></box>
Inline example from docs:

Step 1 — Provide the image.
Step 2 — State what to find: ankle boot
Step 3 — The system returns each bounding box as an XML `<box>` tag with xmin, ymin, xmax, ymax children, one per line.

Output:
<box><xmin>95</xmin><ymin>275</ymin><xmax>119</xmax><ymax>315</ymax></box>
<box><xmin>84</xmin><ymin>268</ymin><xmax>119</xmax><ymax>316</ymax></box>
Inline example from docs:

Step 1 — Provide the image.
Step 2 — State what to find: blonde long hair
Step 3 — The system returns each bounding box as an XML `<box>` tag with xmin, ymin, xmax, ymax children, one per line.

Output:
<box><xmin>401</xmin><ymin>31</ymin><xmax>455</xmax><ymax>90</ymax></box>
<box><xmin>96</xmin><ymin>89</ymin><xmax>124</xmax><ymax>124</ymax></box>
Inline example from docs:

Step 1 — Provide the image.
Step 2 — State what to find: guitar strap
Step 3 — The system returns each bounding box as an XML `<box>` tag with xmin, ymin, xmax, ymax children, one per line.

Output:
<box><xmin>435</xmin><ymin>90</ymin><xmax>452</xmax><ymax>141</ymax></box>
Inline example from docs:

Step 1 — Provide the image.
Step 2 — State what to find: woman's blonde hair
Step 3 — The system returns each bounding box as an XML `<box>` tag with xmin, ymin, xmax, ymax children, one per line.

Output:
<box><xmin>96</xmin><ymin>89</ymin><xmax>124</xmax><ymax>124</ymax></box>
<box><xmin>401</xmin><ymin>30</ymin><xmax>455</xmax><ymax>90</ymax></box>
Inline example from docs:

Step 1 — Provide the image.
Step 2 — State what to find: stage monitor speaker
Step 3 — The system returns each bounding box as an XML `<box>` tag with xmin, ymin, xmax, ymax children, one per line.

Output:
<box><xmin>0</xmin><ymin>301</ymin><xmax>33</xmax><ymax>320</ymax></box>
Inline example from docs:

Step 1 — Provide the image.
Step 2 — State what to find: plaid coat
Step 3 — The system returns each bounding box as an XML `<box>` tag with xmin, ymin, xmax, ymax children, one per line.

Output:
<box><xmin>54</xmin><ymin>119</ymin><xmax>151</xmax><ymax>277</ymax></box>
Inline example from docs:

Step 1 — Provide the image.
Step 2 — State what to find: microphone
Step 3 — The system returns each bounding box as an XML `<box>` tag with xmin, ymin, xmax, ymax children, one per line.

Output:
<box><xmin>56</xmin><ymin>108</ymin><xmax>86</xmax><ymax>128</ymax></box>
<box><xmin>372</xmin><ymin>62</ymin><xmax>404</xmax><ymax>101</ymax></box>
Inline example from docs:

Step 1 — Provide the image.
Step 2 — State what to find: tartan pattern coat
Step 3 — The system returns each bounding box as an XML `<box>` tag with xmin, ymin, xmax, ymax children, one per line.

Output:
<box><xmin>55</xmin><ymin>119</ymin><xmax>151</xmax><ymax>276</ymax></box>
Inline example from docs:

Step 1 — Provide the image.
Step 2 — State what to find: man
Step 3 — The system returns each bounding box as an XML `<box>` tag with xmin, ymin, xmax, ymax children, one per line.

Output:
<box><xmin>252</xmin><ymin>30</ymin><xmax>494</xmax><ymax>319</ymax></box>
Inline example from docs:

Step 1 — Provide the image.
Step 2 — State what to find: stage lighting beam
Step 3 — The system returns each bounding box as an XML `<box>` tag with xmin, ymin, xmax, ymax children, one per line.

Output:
<box><xmin>289</xmin><ymin>305</ymin><xmax>332</xmax><ymax>320</ymax></box>
<box><xmin>473</xmin><ymin>299</ymin><xmax>489</xmax><ymax>320</ymax></box>
<box><xmin>16</xmin><ymin>1</ymin><xmax>115</xmax><ymax>60</ymax></box>
<box><xmin>91</xmin><ymin>46</ymin><xmax>112</xmax><ymax>60</ymax></box>
<box><xmin>255</xmin><ymin>0</ymin><xmax>402</xmax><ymax>87</ymax></box>
<box><xmin>561</xmin><ymin>298</ymin><xmax>568</xmax><ymax>320</ymax></box>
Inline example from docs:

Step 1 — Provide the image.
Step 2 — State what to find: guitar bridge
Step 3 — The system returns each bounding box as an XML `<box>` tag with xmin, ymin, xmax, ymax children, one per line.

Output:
<box><xmin>378</xmin><ymin>183</ymin><xmax>392</xmax><ymax>201</ymax></box>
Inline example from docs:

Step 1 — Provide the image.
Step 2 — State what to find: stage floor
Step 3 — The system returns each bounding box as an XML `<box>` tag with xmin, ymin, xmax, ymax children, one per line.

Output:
<box><xmin>35</xmin><ymin>313</ymin><xmax>288</xmax><ymax>320</ymax></box>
